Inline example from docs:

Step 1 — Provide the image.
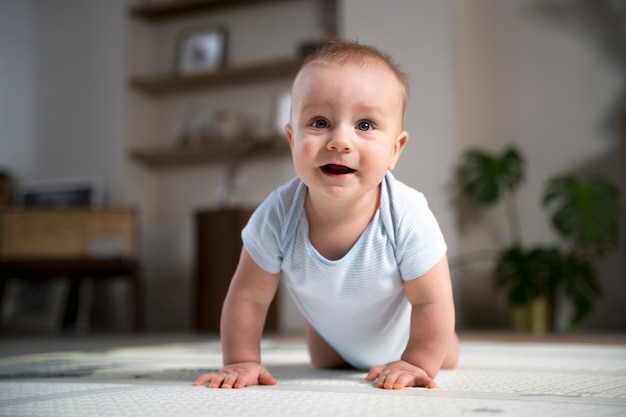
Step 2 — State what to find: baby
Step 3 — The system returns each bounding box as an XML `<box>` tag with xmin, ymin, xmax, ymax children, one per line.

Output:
<box><xmin>194</xmin><ymin>40</ymin><xmax>458</xmax><ymax>390</ymax></box>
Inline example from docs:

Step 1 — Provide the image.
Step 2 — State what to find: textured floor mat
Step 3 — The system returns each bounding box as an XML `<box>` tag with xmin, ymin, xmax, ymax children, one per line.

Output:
<box><xmin>0</xmin><ymin>339</ymin><xmax>624</xmax><ymax>416</ymax></box>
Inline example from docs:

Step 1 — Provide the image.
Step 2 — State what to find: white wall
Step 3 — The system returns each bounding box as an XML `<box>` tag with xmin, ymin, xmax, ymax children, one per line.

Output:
<box><xmin>0</xmin><ymin>0</ymin><xmax>127</xmax><ymax>204</ymax></box>
<box><xmin>0</xmin><ymin>1</ymin><xmax>37</xmax><ymax>179</ymax></box>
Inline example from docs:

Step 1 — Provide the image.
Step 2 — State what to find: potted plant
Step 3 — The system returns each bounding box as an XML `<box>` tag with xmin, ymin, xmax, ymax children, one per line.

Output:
<box><xmin>494</xmin><ymin>245</ymin><xmax>559</xmax><ymax>332</ymax></box>
<box><xmin>455</xmin><ymin>145</ymin><xmax>620</xmax><ymax>331</ymax></box>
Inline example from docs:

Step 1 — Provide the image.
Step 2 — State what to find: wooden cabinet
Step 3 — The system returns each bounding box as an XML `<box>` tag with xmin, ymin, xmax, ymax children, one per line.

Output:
<box><xmin>195</xmin><ymin>207</ymin><xmax>278</xmax><ymax>332</ymax></box>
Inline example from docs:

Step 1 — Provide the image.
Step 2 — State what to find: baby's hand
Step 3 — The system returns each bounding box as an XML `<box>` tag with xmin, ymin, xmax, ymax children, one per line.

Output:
<box><xmin>365</xmin><ymin>360</ymin><xmax>436</xmax><ymax>390</ymax></box>
<box><xmin>193</xmin><ymin>362</ymin><xmax>277</xmax><ymax>389</ymax></box>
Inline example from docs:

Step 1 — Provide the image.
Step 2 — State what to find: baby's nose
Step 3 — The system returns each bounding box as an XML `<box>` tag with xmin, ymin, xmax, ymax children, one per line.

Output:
<box><xmin>327</xmin><ymin>126</ymin><xmax>353</xmax><ymax>152</ymax></box>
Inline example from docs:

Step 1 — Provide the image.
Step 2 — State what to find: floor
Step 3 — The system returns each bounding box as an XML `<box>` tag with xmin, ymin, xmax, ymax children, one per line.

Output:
<box><xmin>0</xmin><ymin>332</ymin><xmax>625</xmax><ymax>417</ymax></box>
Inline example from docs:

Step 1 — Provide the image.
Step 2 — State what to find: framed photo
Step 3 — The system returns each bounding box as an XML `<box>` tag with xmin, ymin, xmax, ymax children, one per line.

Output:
<box><xmin>15</xmin><ymin>177</ymin><xmax>104</xmax><ymax>207</ymax></box>
<box><xmin>175</xmin><ymin>25</ymin><xmax>227</xmax><ymax>74</ymax></box>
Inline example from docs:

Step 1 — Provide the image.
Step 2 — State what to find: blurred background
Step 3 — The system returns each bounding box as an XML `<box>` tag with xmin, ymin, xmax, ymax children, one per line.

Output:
<box><xmin>0</xmin><ymin>0</ymin><xmax>624</xmax><ymax>336</ymax></box>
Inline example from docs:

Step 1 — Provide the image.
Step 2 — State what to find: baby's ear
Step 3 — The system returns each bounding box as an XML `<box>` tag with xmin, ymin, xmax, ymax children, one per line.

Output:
<box><xmin>285</xmin><ymin>124</ymin><xmax>294</xmax><ymax>149</ymax></box>
<box><xmin>388</xmin><ymin>131</ymin><xmax>409</xmax><ymax>170</ymax></box>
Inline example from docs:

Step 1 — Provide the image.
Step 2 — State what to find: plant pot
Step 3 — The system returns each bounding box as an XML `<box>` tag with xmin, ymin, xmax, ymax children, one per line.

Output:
<box><xmin>509</xmin><ymin>296</ymin><xmax>552</xmax><ymax>334</ymax></box>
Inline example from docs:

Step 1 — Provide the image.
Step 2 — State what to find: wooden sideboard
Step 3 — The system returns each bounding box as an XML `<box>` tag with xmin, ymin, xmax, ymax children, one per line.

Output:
<box><xmin>0</xmin><ymin>208</ymin><xmax>141</xmax><ymax>332</ymax></box>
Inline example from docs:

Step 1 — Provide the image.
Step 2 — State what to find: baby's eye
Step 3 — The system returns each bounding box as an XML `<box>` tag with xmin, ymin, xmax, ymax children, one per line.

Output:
<box><xmin>311</xmin><ymin>119</ymin><xmax>329</xmax><ymax>129</ymax></box>
<box><xmin>356</xmin><ymin>121</ymin><xmax>372</xmax><ymax>131</ymax></box>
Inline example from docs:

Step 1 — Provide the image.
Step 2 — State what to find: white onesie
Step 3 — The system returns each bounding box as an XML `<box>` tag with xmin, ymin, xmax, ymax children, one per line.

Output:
<box><xmin>242</xmin><ymin>172</ymin><xmax>447</xmax><ymax>370</ymax></box>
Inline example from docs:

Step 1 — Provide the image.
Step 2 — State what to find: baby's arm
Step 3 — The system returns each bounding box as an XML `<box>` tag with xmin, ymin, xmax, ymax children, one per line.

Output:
<box><xmin>365</xmin><ymin>255</ymin><xmax>457</xmax><ymax>389</ymax></box>
<box><xmin>194</xmin><ymin>247</ymin><xmax>280</xmax><ymax>389</ymax></box>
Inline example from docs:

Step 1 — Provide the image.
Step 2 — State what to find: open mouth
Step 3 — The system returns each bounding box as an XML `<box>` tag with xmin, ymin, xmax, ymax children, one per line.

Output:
<box><xmin>321</xmin><ymin>164</ymin><xmax>356</xmax><ymax>175</ymax></box>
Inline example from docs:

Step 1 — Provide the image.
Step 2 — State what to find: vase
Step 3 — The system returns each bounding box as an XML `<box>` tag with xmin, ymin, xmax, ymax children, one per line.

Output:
<box><xmin>509</xmin><ymin>296</ymin><xmax>552</xmax><ymax>334</ymax></box>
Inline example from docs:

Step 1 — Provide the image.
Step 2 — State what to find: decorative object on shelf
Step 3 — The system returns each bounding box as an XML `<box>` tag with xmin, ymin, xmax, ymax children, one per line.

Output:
<box><xmin>174</xmin><ymin>24</ymin><xmax>227</xmax><ymax>74</ymax></box>
<box><xmin>215</xmin><ymin>161</ymin><xmax>245</xmax><ymax>207</ymax></box>
<box><xmin>177</xmin><ymin>107</ymin><xmax>252</xmax><ymax>145</ymax></box>
<box><xmin>208</xmin><ymin>109</ymin><xmax>251</xmax><ymax>141</ymax></box>
<box><xmin>177</xmin><ymin>105</ymin><xmax>206</xmax><ymax>145</ymax></box>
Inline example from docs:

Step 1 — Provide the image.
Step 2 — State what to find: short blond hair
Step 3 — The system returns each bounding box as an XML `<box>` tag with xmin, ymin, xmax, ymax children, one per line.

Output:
<box><xmin>298</xmin><ymin>39</ymin><xmax>409</xmax><ymax>106</ymax></box>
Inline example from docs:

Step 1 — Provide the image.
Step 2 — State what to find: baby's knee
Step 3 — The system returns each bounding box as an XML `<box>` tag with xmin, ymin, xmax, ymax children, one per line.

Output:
<box><xmin>442</xmin><ymin>333</ymin><xmax>459</xmax><ymax>369</ymax></box>
<box><xmin>442</xmin><ymin>354</ymin><xmax>458</xmax><ymax>369</ymax></box>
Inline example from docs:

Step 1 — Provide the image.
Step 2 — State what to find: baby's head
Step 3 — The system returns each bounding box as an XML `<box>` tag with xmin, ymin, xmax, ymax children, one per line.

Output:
<box><xmin>294</xmin><ymin>40</ymin><xmax>409</xmax><ymax>114</ymax></box>
<box><xmin>286</xmin><ymin>40</ymin><xmax>410</xmax><ymax>200</ymax></box>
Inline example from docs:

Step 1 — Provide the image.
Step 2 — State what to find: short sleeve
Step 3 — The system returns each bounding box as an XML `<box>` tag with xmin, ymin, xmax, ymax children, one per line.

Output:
<box><xmin>390</xmin><ymin>182</ymin><xmax>447</xmax><ymax>280</ymax></box>
<box><xmin>241</xmin><ymin>191</ymin><xmax>284</xmax><ymax>274</ymax></box>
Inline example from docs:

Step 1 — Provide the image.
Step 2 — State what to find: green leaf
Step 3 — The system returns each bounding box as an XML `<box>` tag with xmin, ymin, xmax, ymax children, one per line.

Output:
<box><xmin>458</xmin><ymin>146</ymin><xmax>524</xmax><ymax>206</ymax></box>
<box><xmin>557</xmin><ymin>252</ymin><xmax>600</xmax><ymax>328</ymax></box>
<box><xmin>542</xmin><ymin>175</ymin><xmax>620</xmax><ymax>259</ymax></box>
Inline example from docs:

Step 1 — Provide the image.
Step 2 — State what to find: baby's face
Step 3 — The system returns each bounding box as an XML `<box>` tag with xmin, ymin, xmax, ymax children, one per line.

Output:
<box><xmin>286</xmin><ymin>60</ymin><xmax>408</xmax><ymax>204</ymax></box>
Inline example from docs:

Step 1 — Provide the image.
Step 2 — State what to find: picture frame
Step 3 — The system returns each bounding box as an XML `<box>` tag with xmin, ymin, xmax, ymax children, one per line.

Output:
<box><xmin>14</xmin><ymin>177</ymin><xmax>104</xmax><ymax>207</ymax></box>
<box><xmin>174</xmin><ymin>25</ymin><xmax>228</xmax><ymax>74</ymax></box>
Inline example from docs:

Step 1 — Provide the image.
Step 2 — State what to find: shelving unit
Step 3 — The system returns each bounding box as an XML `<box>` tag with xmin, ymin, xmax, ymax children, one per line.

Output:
<box><xmin>129</xmin><ymin>135</ymin><xmax>290</xmax><ymax>168</ymax></box>
<box><xmin>126</xmin><ymin>0</ymin><xmax>322</xmax><ymax>168</ymax></box>
<box><xmin>129</xmin><ymin>57</ymin><xmax>303</xmax><ymax>95</ymax></box>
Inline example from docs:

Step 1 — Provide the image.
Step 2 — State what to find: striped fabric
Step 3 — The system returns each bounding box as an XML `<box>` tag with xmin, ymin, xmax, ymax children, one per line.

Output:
<box><xmin>242</xmin><ymin>172</ymin><xmax>447</xmax><ymax>369</ymax></box>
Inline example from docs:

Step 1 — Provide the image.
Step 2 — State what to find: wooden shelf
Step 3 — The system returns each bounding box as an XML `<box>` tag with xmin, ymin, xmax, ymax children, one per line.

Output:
<box><xmin>128</xmin><ymin>0</ymin><xmax>294</xmax><ymax>22</ymax></box>
<box><xmin>129</xmin><ymin>136</ymin><xmax>291</xmax><ymax>168</ymax></box>
<box><xmin>129</xmin><ymin>57</ymin><xmax>303</xmax><ymax>95</ymax></box>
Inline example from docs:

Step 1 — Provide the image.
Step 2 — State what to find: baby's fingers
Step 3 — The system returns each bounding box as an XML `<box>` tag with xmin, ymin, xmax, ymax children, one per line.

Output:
<box><xmin>378</xmin><ymin>372</ymin><xmax>404</xmax><ymax>390</ymax></box>
<box><xmin>365</xmin><ymin>365</ymin><xmax>384</xmax><ymax>382</ymax></box>
<box><xmin>193</xmin><ymin>372</ymin><xmax>221</xmax><ymax>387</ymax></box>
<box><xmin>194</xmin><ymin>367</ymin><xmax>276</xmax><ymax>389</ymax></box>
<box><xmin>258</xmin><ymin>369</ymin><xmax>277</xmax><ymax>386</ymax></box>
<box><xmin>219</xmin><ymin>372</ymin><xmax>242</xmax><ymax>389</ymax></box>
<box><xmin>420</xmin><ymin>376</ymin><xmax>437</xmax><ymax>389</ymax></box>
<box><xmin>378</xmin><ymin>372</ymin><xmax>436</xmax><ymax>390</ymax></box>
<box><xmin>195</xmin><ymin>372</ymin><xmax>243</xmax><ymax>388</ymax></box>
<box><xmin>365</xmin><ymin>362</ymin><xmax>438</xmax><ymax>390</ymax></box>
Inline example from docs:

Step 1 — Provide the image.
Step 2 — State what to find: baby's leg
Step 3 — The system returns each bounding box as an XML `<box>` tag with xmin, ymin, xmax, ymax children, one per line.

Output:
<box><xmin>441</xmin><ymin>333</ymin><xmax>459</xmax><ymax>369</ymax></box>
<box><xmin>304</xmin><ymin>320</ymin><xmax>351</xmax><ymax>369</ymax></box>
